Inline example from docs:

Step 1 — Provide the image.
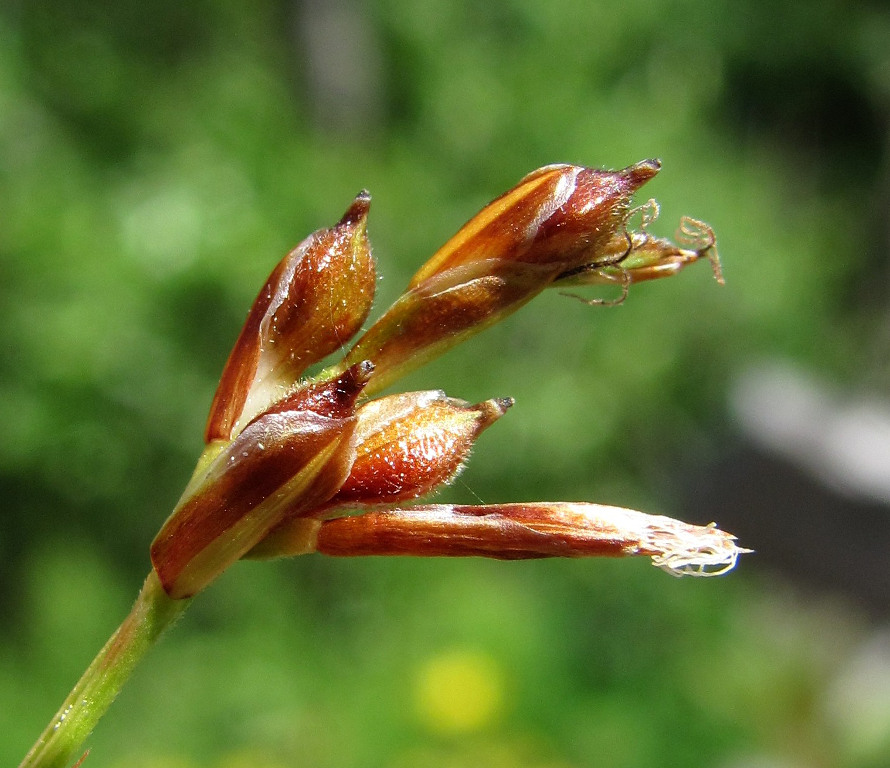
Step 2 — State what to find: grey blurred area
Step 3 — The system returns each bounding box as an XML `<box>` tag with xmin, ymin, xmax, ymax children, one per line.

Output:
<box><xmin>293</xmin><ymin>0</ymin><xmax>384</xmax><ymax>135</ymax></box>
<box><xmin>687</xmin><ymin>363</ymin><xmax>890</xmax><ymax>616</ymax></box>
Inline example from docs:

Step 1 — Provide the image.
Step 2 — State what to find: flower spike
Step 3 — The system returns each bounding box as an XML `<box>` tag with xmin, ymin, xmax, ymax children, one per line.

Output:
<box><xmin>314</xmin><ymin>503</ymin><xmax>749</xmax><ymax>577</ymax></box>
<box><xmin>336</xmin><ymin>161</ymin><xmax>661</xmax><ymax>395</ymax></box>
<box><xmin>155</xmin><ymin>163</ymin><xmax>732</xmax><ymax>596</ymax></box>
<box><xmin>21</xmin><ymin>163</ymin><xmax>743</xmax><ymax>768</ymax></box>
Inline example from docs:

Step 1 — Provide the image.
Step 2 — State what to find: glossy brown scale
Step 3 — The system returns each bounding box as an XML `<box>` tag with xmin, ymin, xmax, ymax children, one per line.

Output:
<box><xmin>205</xmin><ymin>193</ymin><xmax>374</xmax><ymax>442</ymax></box>
<box><xmin>244</xmin><ymin>361</ymin><xmax>374</xmax><ymax>429</ymax></box>
<box><xmin>332</xmin><ymin>396</ymin><xmax>513</xmax><ymax>506</ymax></box>
<box><xmin>152</xmin><ymin>364</ymin><xmax>371</xmax><ymax>598</ymax></box>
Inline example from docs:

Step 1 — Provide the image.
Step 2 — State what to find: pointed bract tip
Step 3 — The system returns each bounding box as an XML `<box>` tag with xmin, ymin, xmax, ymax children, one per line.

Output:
<box><xmin>477</xmin><ymin>396</ymin><xmax>514</xmax><ymax>428</ymax></box>
<box><xmin>339</xmin><ymin>191</ymin><xmax>372</xmax><ymax>225</ymax></box>
<box><xmin>355</xmin><ymin>359</ymin><xmax>375</xmax><ymax>382</ymax></box>
<box><xmin>340</xmin><ymin>359</ymin><xmax>375</xmax><ymax>394</ymax></box>
<box><xmin>493</xmin><ymin>397</ymin><xmax>515</xmax><ymax>414</ymax></box>
<box><xmin>623</xmin><ymin>159</ymin><xmax>661</xmax><ymax>189</ymax></box>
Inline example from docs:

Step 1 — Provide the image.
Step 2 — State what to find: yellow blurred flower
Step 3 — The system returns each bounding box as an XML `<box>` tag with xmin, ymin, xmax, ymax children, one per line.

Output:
<box><xmin>414</xmin><ymin>648</ymin><xmax>506</xmax><ymax>735</ymax></box>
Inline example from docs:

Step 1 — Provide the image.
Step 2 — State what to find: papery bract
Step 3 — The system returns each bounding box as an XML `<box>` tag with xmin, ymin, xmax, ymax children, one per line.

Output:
<box><xmin>315</xmin><ymin>502</ymin><xmax>746</xmax><ymax>576</ymax></box>
<box><xmin>206</xmin><ymin>193</ymin><xmax>375</xmax><ymax>442</ymax></box>
<box><xmin>408</xmin><ymin>162</ymin><xmax>661</xmax><ymax>280</ymax></box>
<box><xmin>332</xmin><ymin>392</ymin><xmax>513</xmax><ymax>506</ymax></box>
<box><xmin>152</xmin><ymin>363</ymin><xmax>372</xmax><ymax>598</ymax></box>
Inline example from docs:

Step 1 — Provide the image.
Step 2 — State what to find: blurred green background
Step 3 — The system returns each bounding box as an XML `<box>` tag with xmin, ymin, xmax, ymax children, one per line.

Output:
<box><xmin>3</xmin><ymin>1</ymin><xmax>890</xmax><ymax>766</ymax></box>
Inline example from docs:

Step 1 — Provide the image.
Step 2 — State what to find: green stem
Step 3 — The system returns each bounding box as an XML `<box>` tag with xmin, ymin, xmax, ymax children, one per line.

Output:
<box><xmin>19</xmin><ymin>570</ymin><xmax>191</xmax><ymax>768</ymax></box>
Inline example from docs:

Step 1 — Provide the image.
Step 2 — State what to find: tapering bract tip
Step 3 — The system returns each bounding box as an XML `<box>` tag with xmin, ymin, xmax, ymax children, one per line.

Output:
<box><xmin>493</xmin><ymin>397</ymin><xmax>515</xmax><ymax>413</ymax></box>
<box><xmin>477</xmin><ymin>396</ymin><xmax>514</xmax><ymax>427</ymax></box>
<box><xmin>623</xmin><ymin>159</ymin><xmax>661</xmax><ymax>189</ymax></box>
<box><xmin>355</xmin><ymin>359</ymin><xmax>375</xmax><ymax>382</ymax></box>
<box><xmin>340</xmin><ymin>360</ymin><xmax>375</xmax><ymax>395</ymax></box>
<box><xmin>340</xmin><ymin>191</ymin><xmax>372</xmax><ymax>225</ymax></box>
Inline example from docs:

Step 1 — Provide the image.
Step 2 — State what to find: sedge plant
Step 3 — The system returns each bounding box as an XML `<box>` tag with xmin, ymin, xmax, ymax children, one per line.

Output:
<box><xmin>19</xmin><ymin>159</ymin><xmax>745</xmax><ymax>768</ymax></box>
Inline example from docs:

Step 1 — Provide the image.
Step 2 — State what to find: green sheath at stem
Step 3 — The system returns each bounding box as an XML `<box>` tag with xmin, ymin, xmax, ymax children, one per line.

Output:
<box><xmin>19</xmin><ymin>570</ymin><xmax>190</xmax><ymax>768</ymax></box>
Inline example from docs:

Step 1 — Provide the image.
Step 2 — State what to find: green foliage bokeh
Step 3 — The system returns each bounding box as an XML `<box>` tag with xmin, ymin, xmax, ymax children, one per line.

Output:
<box><xmin>2</xmin><ymin>1</ymin><xmax>889</xmax><ymax>766</ymax></box>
